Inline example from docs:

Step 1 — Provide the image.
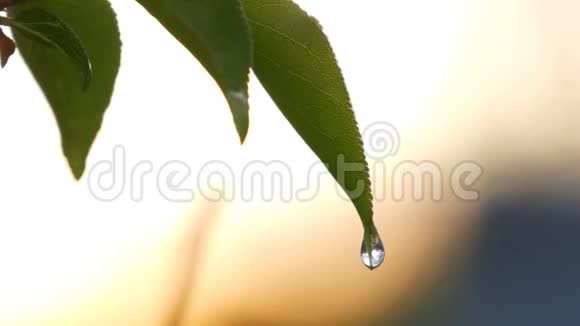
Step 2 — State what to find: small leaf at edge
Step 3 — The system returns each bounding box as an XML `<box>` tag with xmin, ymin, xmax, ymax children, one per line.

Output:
<box><xmin>0</xmin><ymin>28</ymin><xmax>16</xmax><ymax>68</ymax></box>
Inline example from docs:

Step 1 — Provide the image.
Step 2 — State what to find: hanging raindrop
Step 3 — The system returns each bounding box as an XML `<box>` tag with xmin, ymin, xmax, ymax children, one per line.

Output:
<box><xmin>360</xmin><ymin>224</ymin><xmax>385</xmax><ymax>270</ymax></box>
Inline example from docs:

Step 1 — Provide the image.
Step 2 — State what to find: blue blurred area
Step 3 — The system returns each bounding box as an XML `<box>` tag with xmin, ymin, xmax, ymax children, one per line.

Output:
<box><xmin>381</xmin><ymin>182</ymin><xmax>580</xmax><ymax>326</ymax></box>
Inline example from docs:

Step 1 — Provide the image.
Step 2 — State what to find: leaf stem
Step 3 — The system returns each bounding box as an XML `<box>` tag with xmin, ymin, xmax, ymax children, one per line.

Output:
<box><xmin>0</xmin><ymin>16</ymin><xmax>11</xmax><ymax>26</ymax></box>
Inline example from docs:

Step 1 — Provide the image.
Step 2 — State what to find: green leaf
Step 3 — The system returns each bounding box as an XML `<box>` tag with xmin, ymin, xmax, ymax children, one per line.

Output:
<box><xmin>11</xmin><ymin>8</ymin><xmax>92</xmax><ymax>89</ymax></box>
<box><xmin>10</xmin><ymin>0</ymin><xmax>121</xmax><ymax>179</ymax></box>
<box><xmin>242</xmin><ymin>0</ymin><xmax>374</xmax><ymax>228</ymax></box>
<box><xmin>136</xmin><ymin>0</ymin><xmax>253</xmax><ymax>142</ymax></box>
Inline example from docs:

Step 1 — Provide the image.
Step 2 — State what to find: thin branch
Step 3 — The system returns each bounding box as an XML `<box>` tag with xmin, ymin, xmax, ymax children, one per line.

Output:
<box><xmin>164</xmin><ymin>201</ymin><xmax>223</xmax><ymax>326</ymax></box>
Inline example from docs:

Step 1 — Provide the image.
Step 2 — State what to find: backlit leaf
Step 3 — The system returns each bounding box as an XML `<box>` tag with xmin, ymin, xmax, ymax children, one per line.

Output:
<box><xmin>136</xmin><ymin>0</ymin><xmax>253</xmax><ymax>142</ymax></box>
<box><xmin>10</xmin><ymin>0</ymin><xmax>121</xmax><ymax>179</ymax></box>
<box><xmin>242</xmin><ymin>0</ymin><xmax>374</xmax><ymax>229</ymax></box>
<box><xmin>11</xmin><ymin>8</ymin><xmax>92</xmax><ymax>89</ymax></box>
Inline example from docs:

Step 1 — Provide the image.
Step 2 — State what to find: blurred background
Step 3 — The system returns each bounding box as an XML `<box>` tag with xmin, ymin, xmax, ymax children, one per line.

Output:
<box><xmin>1</xmin><ymin>0</ymin><xmax>580</xmax><ymax>324</ymax></box>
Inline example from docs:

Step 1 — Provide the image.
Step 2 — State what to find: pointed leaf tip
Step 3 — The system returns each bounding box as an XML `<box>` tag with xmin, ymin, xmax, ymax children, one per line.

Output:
<box><xmin>10</xmin><ymin>0</ymin><xmax>121</xmax><ymax>180</ymax></box>
<box><xmin>242</xmin><ymin>0</ymin><xmax>374</xmax><ymax>227</ymax></box>
<box><xmin>226</xmin><ymin>89</ymin><xmax>250</xmax><ymax>143</ymax></box>
<box><xmin>136</xmin><ymin>0</ymin><xmax>253</xmax><ymax>144</ymax></box>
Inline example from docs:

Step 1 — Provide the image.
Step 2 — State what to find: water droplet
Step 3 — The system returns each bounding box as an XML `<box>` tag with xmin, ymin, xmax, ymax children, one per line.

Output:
<box><xmin>360</xmin><ymin>225</ymin><xmax>385</xmax><ymax>270</ymax></box>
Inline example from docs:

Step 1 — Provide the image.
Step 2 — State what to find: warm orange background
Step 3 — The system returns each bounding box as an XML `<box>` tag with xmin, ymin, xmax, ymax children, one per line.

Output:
<box><xmin>0</xmin><ymin>0</ymin><xmax>579</xmax><ymax>324</ymax></box>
